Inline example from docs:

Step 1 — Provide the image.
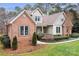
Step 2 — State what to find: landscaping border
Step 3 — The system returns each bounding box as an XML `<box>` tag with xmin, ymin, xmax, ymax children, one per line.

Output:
<box><xmin>37</xmin><ymin>38</ymin><xmax>79</xmax><ymax>44</ymax></box>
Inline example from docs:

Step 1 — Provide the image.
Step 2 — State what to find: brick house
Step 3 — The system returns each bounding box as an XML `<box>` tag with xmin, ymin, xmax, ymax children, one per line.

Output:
<box><xmin>5</xmin><ymin>8</ymin><xmax>73</xmax><ymax>42</ymax></box>
<box><xmin>6</xmin><ymin>10</ymin><xmax>36</xmax><ymax>43</ymax></box>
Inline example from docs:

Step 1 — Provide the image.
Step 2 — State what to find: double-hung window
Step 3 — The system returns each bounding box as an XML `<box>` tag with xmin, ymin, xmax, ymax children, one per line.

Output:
<box><xmin>35</xmin><ymin>16</ymin><xmax>40</xmax><ymax>21</ymax></box>
<box><xmin>20</xmin><ymin>26</ymin><xmax>28</xmax><ymax>35</ymax></box>
<box><xmin>56</xmin><ymin>27</ymin><xmax>60</xmax><ymax>33</ymax></box>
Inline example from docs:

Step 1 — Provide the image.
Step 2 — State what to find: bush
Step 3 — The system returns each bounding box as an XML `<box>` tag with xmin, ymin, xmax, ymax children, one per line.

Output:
<box><xmin>70</xmin><ymin>33</ymin><xmax>79</xmax><ymax>38</ymax></box>
<box><xmin>1</xmin><ymin>35</ymin><xmax>11</xmax><ymax>48</ymax></box>
<box><xmin>37</xmin><ymin>35</ymin><xmax>41</xmax><ymax>40</ymax></box>
<box><xmin>0</xmin><ymin>36</ymin><xmax>2</xmax><ymax>43</ymax></box>
<box><xmin>37</xmin><ymin>32</ymin><xmax>44</xmax><ymax>37</ymax></box>
<box><xmin>32</xmin><ymin>32</ymin><xmax>37</xmax><ymax>46</ymax></box>
<box><xmin>54</xmin><ymin>35</ymin><xmax>69</xmax><ymax>41</ymax></box>
<box><xmin>37</xmin><ymin>32</ymin><xmax>44</xmax><ymax>40</ymax></box>
<box><xmin>12</xmin><ymin>36</ymin><xmax>18</xmax><ymax>50</ymax></box>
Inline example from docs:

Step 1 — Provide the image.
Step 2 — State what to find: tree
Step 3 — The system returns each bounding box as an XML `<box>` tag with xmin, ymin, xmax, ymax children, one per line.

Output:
<box><xmin>32</xmin><ymin>3</ymin><xmax>46</xmax><ymax>13</ymax></box>
<box><xmin>32</xmin><ymin>32</ymin><xmax>37</xmax><ymax>46</ymax></box>
<box><xmin>0</xmin><ymin>7</ymin><xmax>7</xmax><ymax>34</ymax></box>
<box><xmin>69</xmin><ymin>9</ymin><xmax>79</xmax><ymax>33</ymax></box>
<box><xmin>12</xmin><ymin>36</ymin><xmax>18</xmax><ymax>50</ymax></box>
<box><xmin>15</xmin><ymin>6</ymin><xmax>21</xmax><ymax>12</ymax></box>
<box><xmin>7</xmin><ymin>11</ymin><xmax>17</xmax><ymax>18</ymax></box>
<box><xmin>49</xmin><ymin>4</ymin><xmax>62</xmax><ymax>15</ymax></box>
<box><xmin>24</xmin><ymin>4</ymin><xmax>32</xmax><ymax>10</ymax></box>
<box><xmin>64</xmin><ymin>4</ymin><xmax>77</xmax><ymax>11</ymax></box>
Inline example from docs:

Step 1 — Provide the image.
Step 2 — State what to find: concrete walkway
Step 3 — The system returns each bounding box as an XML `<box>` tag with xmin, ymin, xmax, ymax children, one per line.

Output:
<box><xmin>37</xmin><ymin>38</ymin><xmax>79</xmax><ymax>44</ymax></box>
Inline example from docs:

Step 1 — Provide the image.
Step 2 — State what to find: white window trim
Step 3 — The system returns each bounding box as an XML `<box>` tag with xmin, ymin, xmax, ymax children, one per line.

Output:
<box><xmin>35</xmin><ymin>16</ymin><xmax>40</xmax><ymax>21</ymax></box>
<box><xmin>19</xmin><ymin>26</ymin><xmax>29</xmax><ymax>36</ymax></box>
<box><xmin>56</xmin><ymin>27</ymin><xmax>60</xmax><ymax>33</ymax></box>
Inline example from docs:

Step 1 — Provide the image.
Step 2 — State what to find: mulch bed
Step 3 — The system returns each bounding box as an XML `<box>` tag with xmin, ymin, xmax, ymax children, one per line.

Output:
<box><xmin>2</xmin><ymin>38</ymin><xmax>46</xmax><ymax>55</ymax></box>
<box><xmin>4</xmin><ymin>44</ymin><xmax>46</xmax><ymax>55</ymax></box>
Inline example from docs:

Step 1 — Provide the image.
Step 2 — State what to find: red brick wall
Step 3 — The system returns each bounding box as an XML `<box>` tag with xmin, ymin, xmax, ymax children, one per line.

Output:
<box><xmin>62</xmin><ymin>12</ymin><xmax>73</xmax><ymax>36</ymax></box>
<box><xmin>62</xmin><ymin>26</ymin><xmax>72</xmax><ymax>36</ymax></box>
<box><xmin>8</xmin><ymin>13</ymin><xmax>36</xmax><ymax>42</ymax></box>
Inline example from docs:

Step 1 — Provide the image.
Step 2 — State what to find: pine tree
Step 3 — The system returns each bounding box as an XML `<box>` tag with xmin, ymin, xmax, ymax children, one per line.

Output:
<box><xmin>32</xmin><ymin>32</ymin><xmax>37</xmax><ymax>46</ymax></box>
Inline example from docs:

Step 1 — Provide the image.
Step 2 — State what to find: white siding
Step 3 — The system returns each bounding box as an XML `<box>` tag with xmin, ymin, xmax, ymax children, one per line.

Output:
<box><xmin>46</xmin><ymin>26</ymin><xmax>53</xmax><ymax>35</ymax></box>
<box><xmin>52</xmin><ymin>13</ymin><xmax>65</xmax><ymax>35</ymax></box>
<box><xmin>32</xmin><ymin>10</ymin><xmax>43</xmax><ymax>24</ymax></box>
<box><xmin>53</xmin><ymin>26</ymin><xmax>62</xmax><ymax>35</ymax></box>
<box><xmin>36</xmin><ymin>27</ymin><xmax>42</xmax><ymax>34</ymax></box>
<box><xmin>53</xmin><ymin>13</ymin><xmax>65</xmax><ymax>26</ymax></box>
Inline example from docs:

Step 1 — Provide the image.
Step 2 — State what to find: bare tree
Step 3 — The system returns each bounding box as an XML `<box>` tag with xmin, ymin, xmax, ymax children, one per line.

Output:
<box><xmin>0</xmin><ymin>7</ymin><xmax>7</xmax><ymax>34</ymax></box>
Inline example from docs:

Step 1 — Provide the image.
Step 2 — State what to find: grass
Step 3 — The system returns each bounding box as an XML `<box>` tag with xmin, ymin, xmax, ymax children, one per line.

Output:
<box><xmin>19</xmin><ymin>40</ymin><xmax>79</xmax><ymax>56</ymax></box>
<box><xmin>0</xmin><ymin>39</ymin><xmax>79</xmax><ymax>56</ymax></box>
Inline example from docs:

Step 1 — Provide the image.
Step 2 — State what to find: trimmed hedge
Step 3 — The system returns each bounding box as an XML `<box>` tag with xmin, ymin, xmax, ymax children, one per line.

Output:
<box><xmin>70</xmin><ymin>33</ymin><xmax>79</xmax><ymax>38</ymax></box>
<box><xmin>54</xmin><ymin>35</ymin><xmax>69</xmax><ymax>41</ymax></box>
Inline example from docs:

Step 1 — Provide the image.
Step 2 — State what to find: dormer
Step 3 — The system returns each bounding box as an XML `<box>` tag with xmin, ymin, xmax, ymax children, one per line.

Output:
<box><xmin>31</xmin><ymin>8</ymin><xmax>44</xmax><ymax>24</ymax></box>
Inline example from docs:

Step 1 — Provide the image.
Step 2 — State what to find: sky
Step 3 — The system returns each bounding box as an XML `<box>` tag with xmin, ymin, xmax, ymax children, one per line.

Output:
<box><xmin>0</xmin><ymin>3</ymin><xmax>31</xmax><ymax>11</ymax></box>
<box><xmin>0</xmin><ymin>3</ymin><xmax>78</xmax><ymax>11</ymax></box>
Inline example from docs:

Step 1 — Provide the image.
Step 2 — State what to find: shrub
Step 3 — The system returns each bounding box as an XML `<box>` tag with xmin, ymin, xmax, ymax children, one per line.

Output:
<box><xmin>37</xmin><ymin>32</ymin><xmax>44</xmax><ymax>40</ymax></box>
<box><xmin>0</xmin><ymin>36</ymin><xmax>2</xmax><ymax>43</ymax></box>
<box><xmin>37</xmin><ymin>32</ymin><xmax>44</xmax><ymax>37</ymax></box>
<box><xmin>32</xmin><ymin>32</ymin><xmax>37</xmax><ymax>46</ymax></box>
<box><xmin>1</xmin><ymin>35</ymin><xmax>11</xmax><ymax>48</ymax></box>
<box><xmin>12</xmin><ymin>36</ymin><xmax>18</xmax><ymax>50</ymax></box>
<box><xmin>54</xmin><ymin>35</ymin><xmax>69</xmax><ymax>41</ymax></box>
<box><xmin>37</xmin><ymin>35</ymin><xmax>41</xmax><ymax>40</ymax></box>
<box><xmin>70</xmin><ymin>33</ymin><xmax>79</xmax><ymax>38</ymax></box>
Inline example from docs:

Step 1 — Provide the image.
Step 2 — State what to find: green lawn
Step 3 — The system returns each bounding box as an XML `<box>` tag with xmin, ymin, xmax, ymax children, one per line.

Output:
<box><xmin>19</xmin><ymin>40</ymin><xmax>79</xmax><ymax>56</ymax></box>
<box><xmin>1</xmin><ymin>40</ymin><xmax>79</xmax><ymax>56</ymax></box>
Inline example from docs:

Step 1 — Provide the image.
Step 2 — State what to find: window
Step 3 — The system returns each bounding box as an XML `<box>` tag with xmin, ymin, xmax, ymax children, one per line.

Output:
<box><xmin>20</xmin><ymin>26</ymin><xmax>28</xmax><ymax>35</ymax></box>
<box><xmin>38</xmin><ymin>16</ymin><xmax>40</xmax><ymax>21</ymax></box>
<box><xmin>35</xmin><ymin>16</ymin><xmax>40</xmax><ymax>21</ymax></box>
<box><xmin>35</xmin><ymin>16</ymin><xmax>38</xmax><ymax>21</ymax></box>
<box><xmin>20</xmin><ymin>26</ymin><xmax>24</xmax><ymax>35</ymax></box>
<box><xmin>25</xmin><ymin>26</ymin><xmax>28</xmax><ymax>35</ymax></box>
<box><xmin>56</xmin><ymin>27</ymin><xmax>60</xmax><ymax>33</ymax></box>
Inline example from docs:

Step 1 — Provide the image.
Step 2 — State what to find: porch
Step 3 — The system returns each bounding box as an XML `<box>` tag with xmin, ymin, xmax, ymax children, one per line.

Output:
<box><xmin>36</xmin><ymin>25</ymin><xmax>53</xmax><ymax>35</ymax></box>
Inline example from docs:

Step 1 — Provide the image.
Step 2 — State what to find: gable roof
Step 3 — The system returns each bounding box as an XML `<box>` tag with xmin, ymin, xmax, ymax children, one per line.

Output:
<box><xmin>26</xmin><ymin>10</ymin><xmax>32</xmax><ymax>15</ymax></box>
<box><xmin>32</xmin><ymin>8</ymin><xmax>44</xmax><ymax>16</ymax></box>
<box><xmin>41</xmin><ymin>12</ymin><xmax>65</xmax><ymax>26</ymax></box>
<box><xmin>7</xmin><ymin>10</ymin><xmax>35</xmax><ymax>25</ymax></box>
